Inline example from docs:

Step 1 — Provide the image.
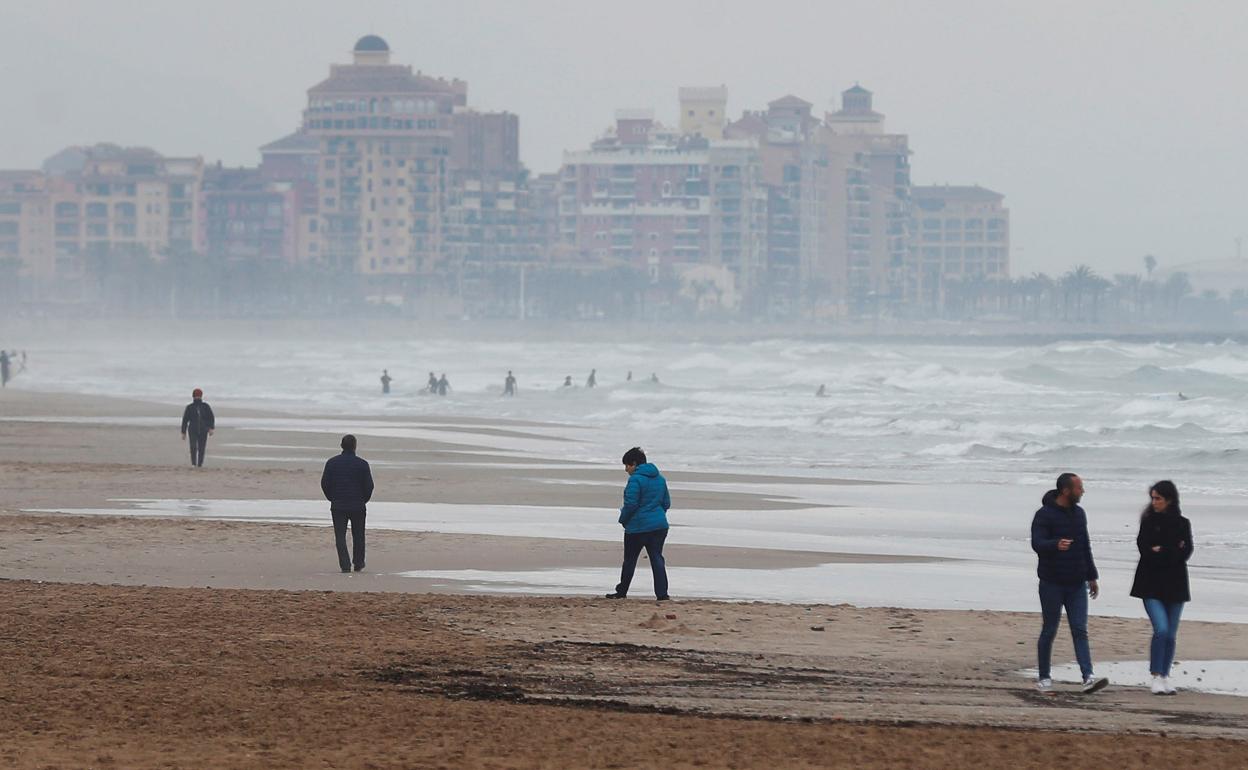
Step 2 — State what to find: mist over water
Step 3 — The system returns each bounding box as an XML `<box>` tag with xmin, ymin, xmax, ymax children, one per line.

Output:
<box><xmin>17</xmin><ymin>325</ymin><xmax>1248</xmax><ymax>496</ymax></box>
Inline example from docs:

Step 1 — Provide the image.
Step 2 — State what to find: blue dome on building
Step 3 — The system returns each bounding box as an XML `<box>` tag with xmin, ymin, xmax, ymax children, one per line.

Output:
<box><xmin>353</xmin><ymin>35</ymin><xmax>389</xmax><ymax>53</ymax></box>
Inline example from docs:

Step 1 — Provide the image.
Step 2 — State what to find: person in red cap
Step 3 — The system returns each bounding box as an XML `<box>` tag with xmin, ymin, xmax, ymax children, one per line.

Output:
<box><xmin>180</xmin><ymin>388</ymin><xmax>216</xmax><ymax>467</ymax></box>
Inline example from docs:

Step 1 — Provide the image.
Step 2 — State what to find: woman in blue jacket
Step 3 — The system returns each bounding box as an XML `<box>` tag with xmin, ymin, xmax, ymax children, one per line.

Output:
<box><xmin>606</xmin><ymin>447</ymin><xmax>671</xmax><ymax>600</ymax></box>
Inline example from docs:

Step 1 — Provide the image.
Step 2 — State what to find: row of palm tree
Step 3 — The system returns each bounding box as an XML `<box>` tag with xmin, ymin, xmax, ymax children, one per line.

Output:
<box><xmin>938</xmin><ymin>263</ymin><xmax>1195</xmax><ymax>322</ymax></box>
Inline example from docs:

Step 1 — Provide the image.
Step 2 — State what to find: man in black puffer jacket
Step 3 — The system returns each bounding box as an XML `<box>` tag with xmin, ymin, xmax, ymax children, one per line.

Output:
<box><xmin>320</xmin><ymin>434</ymin><xmax>374</xmax><ymax>573</ymax></box>
<box><xmin>1030</xmin><ymin>473</ymin><xmax>1108</xmax><ymax>695</ymax></box>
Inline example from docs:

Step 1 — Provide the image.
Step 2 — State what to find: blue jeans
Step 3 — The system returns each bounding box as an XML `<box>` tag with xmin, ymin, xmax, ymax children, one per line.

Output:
<box><xmin>616</xmin><ymin>528</ymin><xmax>669</xmax><ymax>598</ymax></box>
<box><xmin>1037</xmin><ymin>579</ymin><xmax>1093</xmax><ymax>680</ymax></box>
<box><xmin>1142</xmin><ymin>598</ymin><xmax>1184</xmax><ymax>676</ymax></box>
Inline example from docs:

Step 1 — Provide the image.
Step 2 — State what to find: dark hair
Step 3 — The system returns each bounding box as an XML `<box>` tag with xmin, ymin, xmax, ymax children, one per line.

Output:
<box><xmin>622</xmin><ymin>447</ymin><xmax>647</xmax><ymax>466</ymax></box>
<box><xmin>1055</xmin><ymin>472</ymin><xmax>1079</xmax><ymax>494</ymax></box>
<box><xmin>341</xmin><ymin>434</ymin><xmax>357</xmax><ymax>452</ymax></box>
<box><xmin>1144</xmin><ymin>480</ymin><xmax>1180</xmax><ymax>518</ymax></box>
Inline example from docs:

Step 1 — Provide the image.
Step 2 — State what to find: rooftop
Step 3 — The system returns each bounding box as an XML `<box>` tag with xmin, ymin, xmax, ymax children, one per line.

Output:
<box><xmin>309</xmin><ymin>66</ymin><xmax>464</xmax><ymax>95</ymax></box>
<box><xmin>913</xmin><ymin>184</ymin><xmax>1004</xmax><ymax>202</ymax></box>
<box><xmin>768</xmin><ymin>94</ymin><xmax>813</xmax><ymax>109</ymax></box>
<box><xmin>260</xmin><ymin>130</ymin><xmax>320</xmax><ymax>155</ymax></box>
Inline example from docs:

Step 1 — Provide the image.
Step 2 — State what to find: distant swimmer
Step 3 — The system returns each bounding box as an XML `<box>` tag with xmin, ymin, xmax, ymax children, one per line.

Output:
<box><xmin>180</xmin><ymin>388</ymin><xmax>216</xmax><ymax>468</ymax></box>
<box><xmin>436</xmin><ymin>374</ymin><xmax>450</xmax><ymax>396</ymax></box>
<box><xmin>563</xmin><ymin>375</ymin><xmax>574</xmax><ymax>387</ymax></box>
<box><xmin>426</xmin><ymin>372</ymin><xmax>438</xmax><ymax>393</ymax></box>
<box><xmin>626</xmin><ymin>371</ymin><xmax>633</xmax><ymax>382</ymax></box>
<box><xmin>0</xmin><ymin>350</ymin><xmax>9</xmax><ymax>387</ymax></box>
<box><xmin>380</xmin><ymin>369</ymin><xmax>392</xmax><ymax>395</ymax></box>
<box><xmin>1177</xmin><ymin>392</ymin><xmax>1190</xmax><ymax>401</ymax></box>
<box><xmin>503</xmin><ymin>370</ymin><xmax>517</xmax><ymax>397</ymax></box>
<box><xmin>650</xmin><ymin>373</ymin><xmax>660</xmax><ymax>384</ymax></box>
<box><xmin>320</xmin><ymin>434</ymin><xmax>374</xmax><ymax>573</ymax></box>
<box><xmin>586</xmin><ymin>368</ymin><xmax>597</xmax><ymax>388</ymax></box>
<box><xmin>816</xmin><ymin>384</ymin><xmax>828</xmax><ymax>397</ymax></box>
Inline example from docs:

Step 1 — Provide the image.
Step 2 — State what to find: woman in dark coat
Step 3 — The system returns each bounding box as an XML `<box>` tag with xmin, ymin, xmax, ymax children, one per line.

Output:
<box><xmin>1129</xmin><ymin>480</ymin><xmax>1193</xmax><ymax>695</ymax></box>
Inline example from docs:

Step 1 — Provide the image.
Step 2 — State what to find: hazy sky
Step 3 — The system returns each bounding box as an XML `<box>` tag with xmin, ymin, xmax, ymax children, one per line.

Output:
<box><xmin>3</xmin><ymin>0</ymin><xmax>1245</xmax><ymax>276</ymax></box>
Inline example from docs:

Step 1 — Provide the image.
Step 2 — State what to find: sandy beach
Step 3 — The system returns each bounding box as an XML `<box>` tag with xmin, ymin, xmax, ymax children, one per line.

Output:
<box><xmin>3</xmin><ymin>387</ymin><xmax>1248</xmax><ymax>768</ymax></box>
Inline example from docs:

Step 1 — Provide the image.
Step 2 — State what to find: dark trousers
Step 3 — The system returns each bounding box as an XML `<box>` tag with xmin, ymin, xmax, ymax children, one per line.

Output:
<box><xmin>615</xmin><ymin>527</ymin><xmax>669</xmax><ymax>598</ymax></box>
<box><xmin>332</xmin><ymin>509</ymin><xmax>366</xmax><ymax>571</ymax></box>
<box><xmin>188</xmin><ymin>430</ymin><xmax>208</xmax><ymax>467</ymax></box>
<box><xmin>1037</xmin><ymin>579</ymin><xmax>1093</xmax><ymax>680</ymax></box>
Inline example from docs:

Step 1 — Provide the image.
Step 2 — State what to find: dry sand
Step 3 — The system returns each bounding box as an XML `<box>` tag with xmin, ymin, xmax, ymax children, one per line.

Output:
<box><xmin>2</xmin><ymin>387</ymin><xmax>1247</xmax><ymax>768</ymax></box>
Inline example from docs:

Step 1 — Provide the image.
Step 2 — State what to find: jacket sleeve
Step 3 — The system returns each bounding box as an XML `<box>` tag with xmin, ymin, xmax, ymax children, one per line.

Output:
<box><xmin>205</xmin><ymin>404</ymin><xmax>215</xmax><ymax>430</ymax></box>
<box><xmin>1030</xmin><ymin>510</ymin><xmax>1058</xmax><ymax>553</ymax></box>
<box><xmin>1136</xmin><ymin>519</ymin><xmax>1163</xmax><ymax>562</ymax></box>
<box><xmin>1179</xmin><ymin>518</ymin><xmax>1194</xmax><ymax>563</ymax></box>
<box><xmin>661</xmin><ymin>482</ymin><xmax>671</xmax><ymax>512</ymax></box>
<box><xmin>362</xmin><ymin>461</ymin><xmax>374</xmax><ymax>504</ymax></box>
<box><xmin>320</xmin><ymin>461</ymin><xmax>332</xmax><ymax>501</ymax></box>
<box><xmin>618</xmin><ymin>476</ymin><xmax>640</xmax><ymax>525</ymax></box>
<box><xmin>1082</xmin><ymin>515</ymin><xmax>1099</xmax><ymax>581</ymax></box>
<box><xmin>181</xmin><ymin>405</ymin><xmax>191</xmax><ymax>434</ymax></box>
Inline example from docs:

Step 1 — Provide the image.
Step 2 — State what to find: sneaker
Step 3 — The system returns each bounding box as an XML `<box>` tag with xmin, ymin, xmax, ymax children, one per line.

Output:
<box><xmin>604</xmin><ymin>592</ymin><xmax>626</xmax><ymax>599</ymax></box>
<box><xmin>1151</xmin><ymin>677</ymin><xmax>1166</xmax><ymax>695</ymax></box>
<box><xmin>1036</xmin><ymin>678</ymin><xmax>1055</xmax><ymax>695</ymax></box>
<box><xmin>1081</xmin><ymin>676</ymin><xmax>1109</xmax><ymax>694</ymax></box>
<box><xmin>656</xmin><ymin>595</ymin><xmax>671</xmax><ymax>602</ymax></box>
<box><xmin>353</xmin><ymin>564</ymin><xmax>365</xmax><ymax>572</ymax></box>
<box><xmin>1162</xmin><ymin>676</ymin><xmax>1177</xmax><ymax>695</ymax></box>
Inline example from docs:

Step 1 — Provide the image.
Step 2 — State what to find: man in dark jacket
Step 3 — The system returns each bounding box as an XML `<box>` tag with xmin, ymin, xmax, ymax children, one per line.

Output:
<box><xmin>320</xmin><ymin>434</ymin><xmax>374</xmax><ymax>573</ymax></box>
<box><xmin>180</xmin><ymin>388</ymin><xmax>215</xmax><ymax>467</ymax></box>
<box><xmin>1030</xmin><ymin>473</ymin><xmax>1108</xmax><ymax>694</ymax></box>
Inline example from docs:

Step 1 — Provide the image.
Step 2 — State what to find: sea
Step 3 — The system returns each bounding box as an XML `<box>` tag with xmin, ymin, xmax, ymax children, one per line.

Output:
<box><xmin>8</xmin><ymin>324</ymin><xmax>1248</xmax><ymax>624</ymax></box>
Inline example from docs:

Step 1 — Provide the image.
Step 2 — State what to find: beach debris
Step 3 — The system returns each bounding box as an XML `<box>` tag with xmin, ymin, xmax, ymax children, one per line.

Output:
<box><xmin>810</xmin><ymin>626</ymin><xmax>826</xmax><ymax>632</ymax></box>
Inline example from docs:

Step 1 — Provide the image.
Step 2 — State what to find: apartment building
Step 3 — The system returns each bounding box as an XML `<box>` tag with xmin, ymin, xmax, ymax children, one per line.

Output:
<box><xmin>0</xmin><ymin>145</ymin><xmax>204</xmax><ymax>302</ymax></box>
<box><xmin>912</xmin><ymin>184</ymin><xmax>1010</xmax><ymax>308</ymax></box>
<box><xmin>559</xmin><ymin>105</ymin><xmax>763</xmax><ymax>307</ymax></box>
<box><xmin>200</xmin><ymin>165</ymin><xmax>298</xmax><ymax>263</ymax></box>
<box><xmin>825</xmin><ymin>85</ymin><xmax>913</xmax><ymax>313</ymax></box>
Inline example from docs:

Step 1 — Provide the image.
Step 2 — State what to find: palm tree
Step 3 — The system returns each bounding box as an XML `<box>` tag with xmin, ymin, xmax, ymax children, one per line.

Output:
<box><xmin>1163</xmin><ymin>272</ymin><xmax>1193</xmax><ymax>318</ymax></box>
<box><xmin>1060</xmin><ymin>265</ymin><xmax>1100</xmax><ymax>322</ymax></box>
<box><xmin>1112</xmin><ymin>273</ymin><xmax>1142</xmax><ymax>318</ymax></box>
<box><xmin>1086</xmin><ymin>274</ymin><xmax>1112</xmax><ymax>323</ymax></box>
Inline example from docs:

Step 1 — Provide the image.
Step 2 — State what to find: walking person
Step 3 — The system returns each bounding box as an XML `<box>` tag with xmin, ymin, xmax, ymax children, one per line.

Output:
<box><xmin>605</xmin><ymin>447</ymin><xmax>671</xmax><ymax>601</ymax></box>
<box><xmin>1031</xmin><ymin>473</ymin><xmax>1109</xmax><ymax>694</ymax></box>
<box><xmin>320</xmin><ymin>434</ymin><xmax>374</xmax><ymax>573</ymax></box>
<box><xmin>380</xmin><ymin>369</ymin><xmax>392</xmax><ymax>395</ymax></box>
<box><xmin>503</xmin><ymin>370</ymin><xmax>517</xmax><ymax>396</ymax></box>
<box><xmin>426</xmin><ymin>372</ymin><xmax>438</xmax><ymax>393</ymax></box>
<box><xmin>586</xmin><ymin>369</ymin><xmax>597</xmax><ymax>388</ymax></box>
<box><xmin>180</xmin><ymin>388</ymin><xmax>216</xmax><ymax>467</ymax></box>
<box><xmin>1129</xmin><ymin>480</ymin><xmax>1193</xmax><ymax>695</ymax></box>
<box><xmin>436</xmin><ymin>373</ymin><xmax>450</xmax><ymax>396</ymax></box>
<box><xmin>0</xmin><ymin>349</ymin><xmax>9</xmax><ymax>387</ymax></box>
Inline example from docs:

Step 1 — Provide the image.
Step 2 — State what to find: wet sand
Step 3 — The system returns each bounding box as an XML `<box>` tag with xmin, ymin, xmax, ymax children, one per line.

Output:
<box><xmin>3</xmin><ymin>387</ymin><xmax>1248</xmax><ymax>767</ymax></box>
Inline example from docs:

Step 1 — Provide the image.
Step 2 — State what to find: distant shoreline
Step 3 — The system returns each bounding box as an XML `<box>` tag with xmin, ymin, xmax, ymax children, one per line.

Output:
<box><xmin>4</xmin><ymin>314</ymin><xmax>1247</xmax><ymax>346</ymax></box>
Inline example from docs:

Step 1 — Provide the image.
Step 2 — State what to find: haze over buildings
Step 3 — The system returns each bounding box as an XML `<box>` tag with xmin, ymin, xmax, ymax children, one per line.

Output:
<box><xmin>2</xmin><ymin>34</ymin><xmax>1016</xmax><ymax>319</ymax></box>
<box><xmin>2</xmin><ymin>1</ymin><xmax>1244</xmax><ymax>281</ymax></box>
<box><xmin>1</xmin><ymin>1</ymin><xmax>1246</xmax><ymax>323</ymax></box>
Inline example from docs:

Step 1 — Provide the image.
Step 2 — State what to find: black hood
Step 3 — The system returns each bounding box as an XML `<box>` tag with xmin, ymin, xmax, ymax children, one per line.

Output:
<box><xmin>1042</xmin><ymin>489</ymin><xmax>1059</xmax><ymax>507</ymax></box>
